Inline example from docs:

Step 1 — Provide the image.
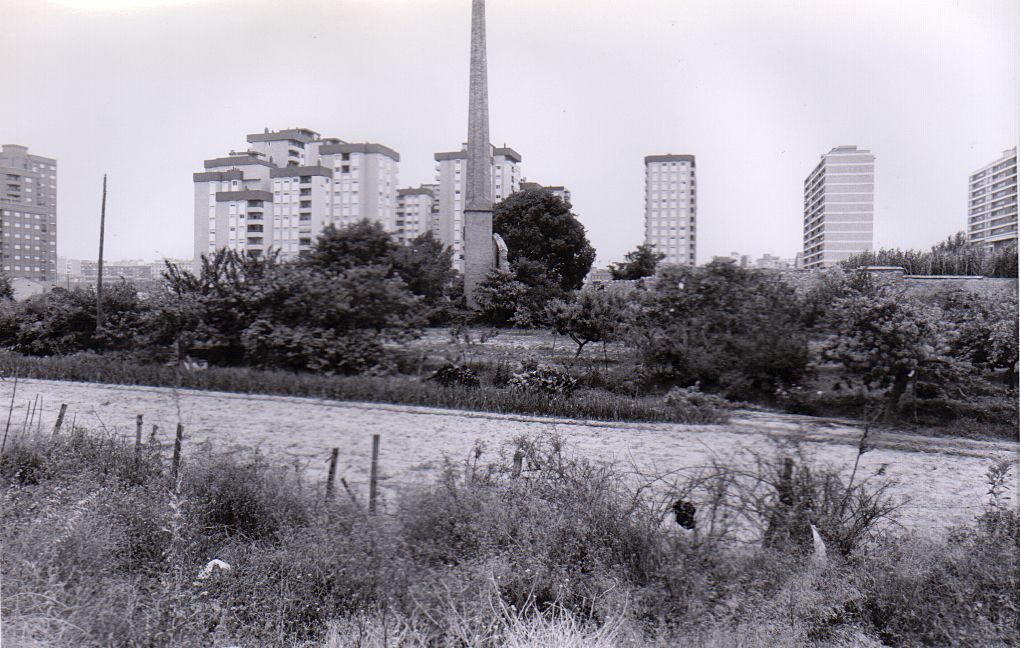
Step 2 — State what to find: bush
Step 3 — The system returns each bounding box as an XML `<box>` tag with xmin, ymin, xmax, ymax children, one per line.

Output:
<box><xmin>0</xmin><ymin>270</ymin><xmax>12</xmax><ymax>301</ymax></box>
<box><xmin>507</xmin><ymin>365</ymin><xmax>579</xmax><ymax>396</ymax></box>
<box><xmin>631</xmin><ymin>261</ymin><xmax>810</xmax><ymax>401</ymax></box>
<box><xmin>859</xmin><ymin>512</ymin><xmax>1019</xmax><ymax>646</ymax></box>
<box><xmin>663</xmin><ymin>384</ymin><xmax>732</xmax><ymax>412</ymax></box>
<box><xmin>0</xmin><ymin>282</ymin><xmax>147</xmax><ymax>356</ymax></box>
<box><xmin>427</xmin><ymin>363</ymin><xmax>481</xmax><ymax>388</ymax></box>
<box><xmin>473</xmin><ymin>267</ymin><xmax>559</xmax><ymax>328</ymax></box>
<box><xmin>547</xmin><ymin>290</ymin><xmax>627</xmax><ymax>358</ymax></box>
<box><xmin>3</xmin><ymin>428</ymin><xmax>1015</xmax><ymax>647</ymax></box>
<box><xmin>821</xmin><ymin>287</ymin><xmax>970</xmax><ymax>420</ymax></box>
<box><xmin>184</xmin><ymin>454</ymin><xmax>309</xmax><ymax>542</ymax></box>
<box><xmin>937</xmin><ymin>288</ymin><xmax>1019</xmax><ymax>387</ymax></box>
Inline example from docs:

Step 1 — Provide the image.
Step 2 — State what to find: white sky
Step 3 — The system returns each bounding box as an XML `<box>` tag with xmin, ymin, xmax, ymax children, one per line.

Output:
<box><xmin>3</xmin><ymin>0</ymin><xmax>1018</xmax><ymax>265</ymax></box>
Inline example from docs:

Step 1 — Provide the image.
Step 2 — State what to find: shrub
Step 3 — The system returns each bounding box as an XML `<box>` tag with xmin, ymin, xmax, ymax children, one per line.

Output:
<box><xmin>507</xmin><ymin>365</ymin><xmax>579</xmax><ymax>396</ymax></box>
<box><xmin>0</xmin><ymin>282</ymin><xmax>147</xmax><ymax>356</ymax></box>
<box><xmin>821</xmin><ymin>287</ymin><xmax>969</xmax><ymax>420</ymax></box>
<box><xmin>859</xmin><ymin>514</ymin><xmax>1019</xmax><ymax>646</ymax></box>
<box><xmin>657</xmin><ymin>440</ymin><xmax>901</xmax><ymax>556</ymax></box>
<box><xmin>631</xmin><ymin>261</ymin><xmax>810</xmax><ymax>400</ymax></box>
<box><xmin>7</xmin><ymin>428</ymin><xmax>1016</xmax><ymax>647</ymax></box>
<box><xmin>663</xmin><ymin>384</ymin><xmax>732</xmax><ymax>412</ymax></box>
<box><xmin>473</xmin><ymin>267</ymin><xmax>559</xmax><ymax>328</ymax></box>
<box><xmin>547</xmin><ymin>290</ymin><xmax>627</xmax><ymax>358</ymax></box>
<box><xmin>427</xmin><ymin>363</ymin><xmax>481</xmax><ymax>388</ymax></box>
<box><xmin>0</xmin><ymin>270</ymin><xmax>12</xmax><ymax>301</ymax></box>
<box><xmin>609</xmin><ymin>244</ymin><xmax>664</xmax><ymax>280</ymax></box>
<box><xmin>938</xmin><ymin>289</ymin><xmax>1019</xmax><ymax>387</ymax></box>
<box><xmin>184</xmin><ymin>454</ymin><xmax>309</xmax><ymax>542</ymax></box>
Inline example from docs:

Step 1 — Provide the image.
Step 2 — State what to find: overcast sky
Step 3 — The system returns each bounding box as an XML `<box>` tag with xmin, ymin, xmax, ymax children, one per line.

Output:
<box><xmin>3</xmin><ymin>0</ymin><xmax>1017</xmax><ymax>265</ymax></box>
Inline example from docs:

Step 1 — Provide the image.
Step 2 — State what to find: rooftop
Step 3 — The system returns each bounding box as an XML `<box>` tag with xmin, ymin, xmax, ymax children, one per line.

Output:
<box><xmin>645</xmin><ymin>153</ymin><xmax>696</xmax><ymax>165</ymax></box>
<box><xmin>247</xmin><ymin>127</ymin><xmax>320</xmax><ymax>144</ymax></box>
<box><xmin>318</xmin><ymin>142</ymin><xmax>400</xmax><ymax>161</ymax></box>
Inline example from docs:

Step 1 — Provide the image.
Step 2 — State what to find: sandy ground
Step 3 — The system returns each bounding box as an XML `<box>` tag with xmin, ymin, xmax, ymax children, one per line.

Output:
<box><xmin>2</xmin><ymin>378</ymin><xmax>1016</xmax><ymax>534</ymax></box>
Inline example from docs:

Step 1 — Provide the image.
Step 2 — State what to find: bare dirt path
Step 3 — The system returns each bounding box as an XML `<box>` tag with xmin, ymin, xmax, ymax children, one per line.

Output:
<box><xmin>2</xmin><ymin>378</ymin><xmax>1016</xmax><ymax>533</ymax></box>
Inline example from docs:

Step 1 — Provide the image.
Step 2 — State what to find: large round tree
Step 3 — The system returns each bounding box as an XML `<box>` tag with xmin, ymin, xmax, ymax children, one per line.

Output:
<box><xmin>493</xmin><ymin>189</ymin><xmax>596</xmax><ymax>291</ymax></box>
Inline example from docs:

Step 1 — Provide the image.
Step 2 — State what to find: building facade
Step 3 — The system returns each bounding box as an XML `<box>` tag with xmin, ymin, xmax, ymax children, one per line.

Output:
<box><xmin>802</xmin><ymin>145</ymin><xmax>875</xmax><ymax>269</ymax></box>
<box><xmin>1</xmin><ymin>144</ymin><xmax>57</xmax><ymax>282</ymax></box>
<box><xmin>395</xmin><ymin>186</ymin><xmax>436</xmax><ymax>244</ymax></box>
<box><xmin>193</xmin><ymin>128</ymin><xmax>398</xmax><ymax>265</ymax></box>
<box><xmin>644</xmin><ymin>154</ymin><xmax>697</xmax><ymax>266</ymax></box>
<box><xmin>433</xmin><ymin>144</ymin><xmax>521</xmax><ymax>270</ymax></box>
<box><xmin>967</xmin><ymin>147</ymin><xmax>1017</xmax><ymax>250</ymax></box>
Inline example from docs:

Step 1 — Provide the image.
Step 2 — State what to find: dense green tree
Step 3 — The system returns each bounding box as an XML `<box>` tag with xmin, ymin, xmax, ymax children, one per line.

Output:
<box><xmin>937</xmin><ymin>289</ymin><xmax>1019</xmax><ymax>387</ymax></box>
<box><xmin>390</xmin><ymin>232</ymin><xmax>462</xmax><ymax>323</ymax></box>
<box><xmin>609</xmin><ymin>244</ymin><xmax>664</xmax><ymax>280</ymax></box>
<box><xmin>493</xmin><ymin>189</ymin><xmax>596</xmax><ymax>291</ymax></box>
<box><xmin>0</xmin><ymin>282</ymin><xmax>146</xmax><ymax>356</ymax></box>
<box><xmin>0</xmin><ymin>270</ymin><xmax>12</xmax><ymax>301</ymax></box>
<box><xmin>302</xmin><ymin>219</ymin><xmax>396</xmax><ymax>271</ymax></box>
<box><xmin>304</xmin><ymin>221</ymin><xmax>460</xmax><ymax>322</ymax></box>
<box><xmin>631</xmin><ymin>260</ymin><xmax>809</xmax><ymax>399</ymax></box>
<box><xmin>472</xmin><ymin>269</ymin><xmax>535</xmax><ymax>327</ymax></box>
<box><xmin>547</xmin><ymin>290</ymin><xmax>626</xmax><ymax>357</ymax></box>
<box><xmin>154</xmin><ymin>249</ymin><xmax>280</xmax><ymax>365</ymax></box>
<box><xmin>821</xmin><ymin>288</ymin><xmax>967</xmax><ymax>420</ymax></box>
<box><xmin>842</xmin><ymin>234</ymin><xmax>1017</xmax><ymax>278</ymax></box>
<box><xmin>241</xmin><ymin>264</ymin><xmax>424</xmax><ymax>373</ymax></box>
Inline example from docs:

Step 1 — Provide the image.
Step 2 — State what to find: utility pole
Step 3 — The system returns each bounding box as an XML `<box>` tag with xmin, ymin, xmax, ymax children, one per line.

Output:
<box><xmin>96</xmin><ymin>174</ymin><xmax>107</xmax><ymax>330</ymax></box>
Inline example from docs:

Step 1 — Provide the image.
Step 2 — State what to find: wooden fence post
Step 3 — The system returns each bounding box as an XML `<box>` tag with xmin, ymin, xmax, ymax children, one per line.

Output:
<box><xmin>26</xmin><ymin>395</ymin><xmax>39</xmax><ymax>433</ymax></box>
<box><xmin>326</xmin><ymin>448</ymin><xmax>339</xmax><ymax>500</ymax></box>
<box><xmin>0</xmin><ymin>376</ymin><xmax>18</xmax><ymax>454</ymax></box>
<box><xmin>135</xmin><ymin>414</ymin><xmax>143</xmax><ymax>455</ymax></box>
<box><xmin>368</xmin><ymin>434</ymin><xmax>380</xmax><ymax>514</ymax></box>
<box><xmin>171</xmin><ymin>423</ymin><xmax>184</xmax><ymax>481</ymax></box>
<box><xmin>20</xmin><ymin>400</ymin><xmax>31</xmax><ymax>434</ymax></box>
<box><xmin>53</xmin><ymin>404</ymin><xmax>68</xmax><ymax>436</ymax></box>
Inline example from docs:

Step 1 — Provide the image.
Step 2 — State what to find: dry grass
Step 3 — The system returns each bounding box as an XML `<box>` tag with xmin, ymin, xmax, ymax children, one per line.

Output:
<box><xmin>1</xmin><ymin>427</ymin><xmax>1016</xmax><ymax>647</ymax></box>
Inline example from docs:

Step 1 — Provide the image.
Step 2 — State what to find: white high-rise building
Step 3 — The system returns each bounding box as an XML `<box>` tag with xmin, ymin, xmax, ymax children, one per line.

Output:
<box><xmin>967</xmin><ymin>147</ymin><xmax>1017</xmax><ymax>250</ymax></box>
<box><xmin>395</xmin><ymin>185</ymin><xmax>436</xmax><ymax>245</ymax></box>
<box><xmin>193</xmin><ymin>128</ymin><xmax>399</xmax><ymax>265</ymax></box>
<box><xmin>1</xmin><ymin>144</ymin><xmax>58</xmax><ymax>283</ymax></box>
<box><xmin>433</xmin><ymin>144</ymin><xmax>521</xmax><ymax>269</ymax></box>
<box><xmin>802</xmin><ymin>145</ymin><xmax>875</xmax><ymax>269</ymax></box>
<box><xmin>644</xmin><ymin>154</ymin><xmax>697</xmax><ymax>266</ymax></box>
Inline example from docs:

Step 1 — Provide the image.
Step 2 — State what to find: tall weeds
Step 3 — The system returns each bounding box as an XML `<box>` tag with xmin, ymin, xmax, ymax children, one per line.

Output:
<box><xmin>1</xmin><ymin>428</ymin><xmax>1015</xmax><ymax>647</ymax></box>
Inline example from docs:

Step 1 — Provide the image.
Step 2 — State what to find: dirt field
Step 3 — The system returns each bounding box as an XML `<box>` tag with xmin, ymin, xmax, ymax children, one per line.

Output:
<box><xmin>2</xmin><ymin>378</ymin><xmax>1016</xmax><ymax>534</ymax></box>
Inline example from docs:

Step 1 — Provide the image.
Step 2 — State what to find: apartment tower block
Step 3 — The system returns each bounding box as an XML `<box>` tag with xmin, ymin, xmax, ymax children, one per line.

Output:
<box><xmin>433</xmin><ymin>145</ymin><xmax>521</xmax><ymax>270</ymax></box>
<box><xmin>644</xmin><ymin>154</ymin><xmax>697</xmax><ymax>266</ymax></box>
<box><xmin>193</xmin><ymin>128</ymin><xmax>398</xmax><ymax>265</ymax></box>
<box><xmin>967</xmin><ymin>147</ymin><xmax>1017</xmax><ymax>250</ymax></box>
<box><xmin>1</xmin><ymin>144</ymin><xmax>58</xmax><ymax>282</ymax></box>
<box><xmin>802</xmin><ymin>145</ymin><xmax>875</xmax><ymax>269</ymax></box>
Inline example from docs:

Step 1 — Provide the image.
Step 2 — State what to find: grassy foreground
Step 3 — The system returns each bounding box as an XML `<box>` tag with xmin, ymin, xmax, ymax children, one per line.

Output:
<box><xmin>1</xmin><ymin>427</ymin><xmax>1017</xmax><ymax>647</ymax></box>
<box><xmin>0</xmin><ymin>351</ymin><xmax>727</xmax><ymax>425</ymax></box>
